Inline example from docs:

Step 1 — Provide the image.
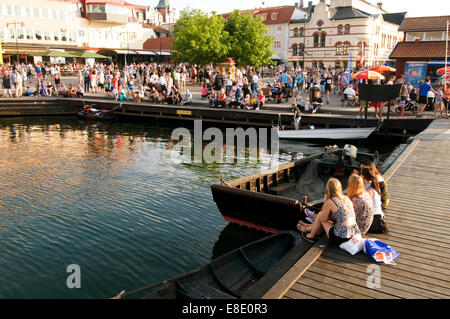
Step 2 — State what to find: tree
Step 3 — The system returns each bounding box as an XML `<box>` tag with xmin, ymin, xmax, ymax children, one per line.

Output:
<box><xmin>172</xmin><ymin>9</ymin><xmax>230</xmax><ymax>65</ymax></box>
<box><xmin>224</xmin><ymin>10</ymin><xmax>274</xmax><ymax>67</ymax></box>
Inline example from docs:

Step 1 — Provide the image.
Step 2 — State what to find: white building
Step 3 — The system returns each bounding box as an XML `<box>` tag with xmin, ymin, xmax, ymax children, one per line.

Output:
<box><xmin>288</xmin><ymin>0</ymin><xmax>406</xmax><ymax>69</ymax></box>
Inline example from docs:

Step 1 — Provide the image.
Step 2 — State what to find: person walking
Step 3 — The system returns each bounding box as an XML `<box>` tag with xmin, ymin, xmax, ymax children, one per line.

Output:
<box><xmin>417</xmin><ymin>78</ymin><xmax>437</xmax><ymax>118</ymax></box>
<box><xmin>14</xmin><ymin>69</ymin><xmax>23</xmax><ymax>98</ymax></box>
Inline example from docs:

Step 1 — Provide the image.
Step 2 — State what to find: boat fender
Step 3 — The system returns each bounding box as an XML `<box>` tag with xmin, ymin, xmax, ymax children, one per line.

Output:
<box><xmin>344</xmin><ymin>144</ymin><xmax>358</xmax><ymax>159</ymax></box>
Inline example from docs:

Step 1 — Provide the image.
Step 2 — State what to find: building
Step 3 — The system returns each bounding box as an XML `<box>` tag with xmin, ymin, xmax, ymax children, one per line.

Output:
<box><xmin>390</xmin><ymin>16</ymin><xmax>450</xmax><ymax>85</ymax></box>
<box><xmin>0</xmin><ymin>0</ymin><xmax>80</xmax><ymax>64</ymax></box>
<box><xmin>0</xmin><ymin>0</ymin><xmax>177</xmax><ymax>65</ymax></box>
<box><xmin>288</xmin><ymin>0</ymin><xmax>406</xmax><ymax>69</ymax></box>
<box><xmin>221</xmin><ymin>6</ymin><xmax>308</xmax><ymax>65</ymax></box>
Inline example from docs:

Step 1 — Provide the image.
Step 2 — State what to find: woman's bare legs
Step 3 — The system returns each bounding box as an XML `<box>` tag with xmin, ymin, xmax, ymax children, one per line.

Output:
<box><xmin>297</xmin><ymin>210</ymin><xmax>334</xmax><ymax>239</ymax></box>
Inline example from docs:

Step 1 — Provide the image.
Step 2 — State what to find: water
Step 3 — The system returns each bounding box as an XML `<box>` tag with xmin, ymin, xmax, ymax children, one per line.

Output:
<box><xmin>0</xmin><ymin>116</ymin><xmax>401</xmax><ymax>298</ymax></box>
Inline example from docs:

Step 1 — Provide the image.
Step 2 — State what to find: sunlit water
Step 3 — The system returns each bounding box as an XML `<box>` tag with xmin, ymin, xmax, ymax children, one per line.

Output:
<box><xmin>0</xmin><ymin>117</ymin><xmax>399</xmax><ymax>298</ymax></box>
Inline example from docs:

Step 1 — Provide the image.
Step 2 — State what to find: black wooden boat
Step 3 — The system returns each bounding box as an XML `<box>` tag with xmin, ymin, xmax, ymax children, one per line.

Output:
<box><xmin>78</xmin><ymin>103</ymin><xmax>121</xmax><ymax>121</ymax></box>
<box><xmin>114</xmin><ymin>231</ymin><xmax>301</xmax><ymax>299</ymax></box>
<box><xmin>211</xmin><ymin>148</ymin><xmax>379</xmax><ymax>233</ymax></box>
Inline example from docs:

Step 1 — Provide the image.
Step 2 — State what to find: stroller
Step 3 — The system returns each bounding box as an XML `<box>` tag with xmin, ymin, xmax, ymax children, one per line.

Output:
<box><xmin>395</xmin><ymin>97</ymin><xmax>418</xmax><ymax>115</ymax></box>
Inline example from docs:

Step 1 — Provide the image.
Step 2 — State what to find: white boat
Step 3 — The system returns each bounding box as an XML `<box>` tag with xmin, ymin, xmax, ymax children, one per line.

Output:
<box><xmin>277</xmin><ymin>127</ymin><xmax>377</xmax><ymax>140</ymax></box>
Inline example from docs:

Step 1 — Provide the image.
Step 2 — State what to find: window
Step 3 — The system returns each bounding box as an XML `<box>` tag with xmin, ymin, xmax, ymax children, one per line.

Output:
<box><xmin>335</xmin><ymin>61</ymin><xmax>341</xmax><ymax>68</ymax></box>
<box><xmin>298</xmin><ymin>44</ymin><xmax>304</xmax><ymax>56</ymax></box>
<box><xmin>6</xmin><ymin>5</ymin><xmax>13</xmax><ymax>15</ymax></box>
<box><xmin>0</xmin><ymin>29</ymin><xmax>4</xmax><ymax>40</ymax></box>
<box><xmin>25</xmin><ymin>7</ymin><xmax>31</xmax><ymax>17</ymax></box>
<box><xmin>344</xmin><ymin>24</ymin><xmax>350</xmax><ymax>35</ymax></box>
<box><xmin>277</xmin><ymin>26</ymin><xmax>282</xmax><ymax>32</ymax></box>
<box><xmin>271</xmin><ymin>12</ymin><xmax>278</xmax><ymax>20</ymax></box>
<box><xmin>299</xmin><ymin>27</ymin><xmax>305</xmax><ymax>37</ymax></box>
<box><xmin>313</xmin><ymin>33</ymin><xmax>319</xmax><ymax>47</ymax></box>
<box><xmin>61</xmin><ymin>32</ymin><xmax>67</xmax><ymax>41</ymax></box>
<box><xmin>34</xmin><ymin>8</ymin><xmax>40</xmax><ymax>18</ymax></box>
<box><xmin>17</xmin><ymin>29</ymin><xmax>24</xmax><ymax>39</ymax></box>
<box><xmin>14</xmin><ymin>5</ymin><xmax>21</xmax><ymax>16</ymax></box>
<box><xmin>9</xmin><ymin>28</ymin><xmax>15</xmax><ymax>39</ymax></box>
<box><xmin>42</xmin><ymin>9</ymin><xmax>48</xmax><ymax>19</ymax></box>
<box><xmin>337</xmin><ymin>25</ymin><xmax>343</xmax><ymax>35</ymax></box>
<box><xmin>59</xmin><ymin>11</ymin><xmax>65</xmax><ymax>20</ymax></box>
<box><xmin>54</xmin><ymin>32</ymin><xmax>60</xmax><ymax>41</ymax></box>
<box><xmin>293</xmin><ymin>44</ymin><xmax>298</xmax><ymax>56</ymax></box>
<box><xmin>343</xmin><ymin>42</ymin><xmax>350</xmax><ymax>55</ymax></box>
<box><xmin>317</xmin><ymin>20</ymin><xmax>323</xmax><ymax>31</ymax></box>
<box><xmin>99</xmin><ymin>5</ymin><xmax>106</xmax><ymax>13</ymax></box>
<box><xmin>294</xmin><ymin>28</ymin><xmax>298</xmax><ymax>37</ymax></box>
<box><xmin>320</xmin><ymin>32</ymin><xmax>326</xmax><ymax>47</ymax></box>
<box><xmin>35</xmin><ymin>30</ymin><xmax>42</xmax><ymax>40</ymax></box>
<box><xmin>26</xmin><ymin>30</ymin><xmax>32</xmax><ymax>40</ymax></box>
<box><xmin>336</xmin><ymin>43</ymin><xmax>343</xmax><ymax>55</ymax></box>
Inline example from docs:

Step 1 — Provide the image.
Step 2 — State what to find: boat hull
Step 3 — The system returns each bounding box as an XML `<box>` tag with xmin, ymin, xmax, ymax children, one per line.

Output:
<box><xmin>277</xmin><ymin>127</ymin><xmax>377</xmax><ymax>140</ymax></box>
<box><xmin>142</xmin><ymin>231</ymin><xmax>302</xmax><ymax>299</ymax></box>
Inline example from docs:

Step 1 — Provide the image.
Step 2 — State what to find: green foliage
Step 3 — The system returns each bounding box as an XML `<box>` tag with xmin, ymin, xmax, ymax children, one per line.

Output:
<box><xmin>224</xmin><ymin>10</ymin><xmax>274</xmax><ymax>67</ymax></box>
<box><xmin>172</xmin><ymin>9</ymin><xmax>230</xmax><ymax>65</ymax></box>
<box><xmin>172</xmin><ymin>9</ymin><xmax>274</xmax><ymax>67</ymax></box>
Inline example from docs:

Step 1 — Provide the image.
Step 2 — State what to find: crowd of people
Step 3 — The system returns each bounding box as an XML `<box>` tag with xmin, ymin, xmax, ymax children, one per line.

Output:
<box><xmin>1</xmin><ymin>61</ymin><xmax>449</xmax><ymax>119</ymax></box>
<box><xmin>297</xmin><ymin>155</ymin><xmax>389</xmax><ymax>245</ymax></box>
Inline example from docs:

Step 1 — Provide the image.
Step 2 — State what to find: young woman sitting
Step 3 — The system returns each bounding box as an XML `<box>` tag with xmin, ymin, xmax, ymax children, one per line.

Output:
<box><xmin>256</xmin><ymin>90</ymin><xmax>266</xmax><ymax>110</ymax></box>
<box><xmin>148</xmin><ymin>87</ymin><xmax>159</xmax><ymax>102</ymax></box>
<box><xmin>242</xmin><ymin>94</ymin><xmax>251</xmax><ymax>110</ymax></box>
<box><xmin>209</xmin><ymin>89</ymin><xmax>217</xmax><ymax>107</ymax></box>
<box><xmin>358</xmin><ymin>160</ymin><xmax>389</xmax><ymax>210</ymax></box>
<box><xmin>217</xmin><ymin>89</ymin><xmax>227</xmax><ymax>108</ymax></box>
<box><xmin>361</xmin><ymin>167</ymin><xmax>388</xmax><ymax>234</ymax></box>
<box><xmin>201</xmin><ymin>85</ymin><xmax>209</xmax><ymax>100</ymax></box>
<box><xmin>297</xmin><ymin>178</ymin><xmax>360</xmax><ymax>244</ymax></box>
<box><xmin>347</xmin><ymin>174</ymin><xmax>374</xmax><ymax>235</ymax></box>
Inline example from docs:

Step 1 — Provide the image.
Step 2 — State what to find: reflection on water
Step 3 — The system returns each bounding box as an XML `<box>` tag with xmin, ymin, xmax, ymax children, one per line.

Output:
<box><xmin>0</xmin><ymin>117</ymin><xmax>400</xmax><ymax>298</ymax></box>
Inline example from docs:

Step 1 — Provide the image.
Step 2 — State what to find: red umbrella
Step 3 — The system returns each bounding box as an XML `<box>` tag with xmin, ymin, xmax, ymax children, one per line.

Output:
<box><xmin>352</xmin><ymin>70</ymin><xmax>385</xmax><ymax>80</ymax></box>
<box><xmin>370</xmin><ymin>65</ymin><xmax>396</xmax><ymax>73</ymax></box>
<box><xmin>437</xmin><ymin>66</ymin><xmax>450</xmax><ymax>74</ymax></box>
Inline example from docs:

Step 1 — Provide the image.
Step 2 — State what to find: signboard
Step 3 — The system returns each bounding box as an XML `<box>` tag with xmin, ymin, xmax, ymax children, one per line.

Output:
<box><xmin>177</xmin><ymin>110</ymin><xmax>192</xmax><ymax>116</ymax></box>
<box><xmin>404</xmin><ymin>62</ymin><xmax>427</xmax><ymax>87</ymax></box>
<box><xmin>358</xmin><ymin>84</ymin><xmax>402</xmax><ymax>102</ymax></box>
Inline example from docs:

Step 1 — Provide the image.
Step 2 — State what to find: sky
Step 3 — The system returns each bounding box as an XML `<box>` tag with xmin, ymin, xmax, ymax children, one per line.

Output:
<box><xmin>130</xmin><ymin>0</ymin><xmax>449</xmax><ymax>17</ymax></box>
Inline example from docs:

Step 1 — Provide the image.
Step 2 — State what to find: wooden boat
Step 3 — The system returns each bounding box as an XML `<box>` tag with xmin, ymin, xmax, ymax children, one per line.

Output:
<box><xmin>277</xmin><ymin>127</ymin><xmax>377</xmax><ymax>140</ymax></box>
<box><xmin>115</xmin><ymin>231</ymin><xmax>302</xmax><ymax>299</ymax></box>
<box><xmin>211</xmin><ymin>148</ymin><xmax>379</xmax><ymax>233</ymax></box>
<box><xmin>78</xmin><ymin>106</ymin><xmax>116</xmax><ymax>121</ymax></box>
<box><xmin>78</xmin><ymin>103</ymin><xmax>121</xmax><ymax>121</ymax></box>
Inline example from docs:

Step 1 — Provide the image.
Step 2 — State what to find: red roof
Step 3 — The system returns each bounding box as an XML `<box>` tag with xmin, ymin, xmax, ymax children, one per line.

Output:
<box><xmin>143</xmin><ymin>37</ymin><xmax>174</xmax><ymax>51</ymax></box>
<box><xmin>221</xmin><ymin>6</ymin><xmax>297</xmax><ymax>25</ymax></box>
<box><xmin>399</xmin><ymin>16</ymin><xmax>450</xmax><ymax>32</ymax></box>
<box><xmin>142</xmin><ymin>24</ymin><xmax>170</xmax><ymax>33</ymax></box>
<box><xmin>390</xmin><ymin>41</ymin><xmax>450</xmax><ymax>59</ymax></box>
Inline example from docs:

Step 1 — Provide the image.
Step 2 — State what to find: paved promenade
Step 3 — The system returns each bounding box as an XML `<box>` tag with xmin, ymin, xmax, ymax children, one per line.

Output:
<box><xmin>263</xmin><ymin>119</ymin><xmax>450</xmax><ymax>299</ymax></box>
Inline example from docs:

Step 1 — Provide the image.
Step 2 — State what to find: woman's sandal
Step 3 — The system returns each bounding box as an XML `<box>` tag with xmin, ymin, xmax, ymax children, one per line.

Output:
<box><xmin>301</xmin><ymin>231</ymin><xmax>319</xmax><ymax>244</ymax></box>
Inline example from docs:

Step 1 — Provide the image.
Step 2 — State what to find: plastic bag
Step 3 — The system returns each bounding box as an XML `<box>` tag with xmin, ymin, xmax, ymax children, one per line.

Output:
<box><xmin>339</xmin><ymin>234</ymin><xmax>365</xmax><ymax>256</ymax></box>
<box><xmin>363</xmin><ymin>239</ymin><xmax>400</xmax><ymax>265</ymax></box>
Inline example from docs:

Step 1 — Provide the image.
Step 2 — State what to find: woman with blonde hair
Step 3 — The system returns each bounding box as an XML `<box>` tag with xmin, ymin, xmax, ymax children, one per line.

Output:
<box><xmin>348</xmin><ymin>174</ymin><xmax>374</xmax><ymax>235</ymax></box>
<box><xmin>297</xmin><ymin>178</ymin><xmax>360</xmax><ymax>244</ymax></box>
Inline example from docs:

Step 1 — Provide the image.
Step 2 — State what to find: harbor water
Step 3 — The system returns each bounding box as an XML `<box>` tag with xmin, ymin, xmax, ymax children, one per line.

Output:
<box><xmin>0</xmin><ymin>116</ymin><xmax>401</xmax><ymax>298</ymax></box>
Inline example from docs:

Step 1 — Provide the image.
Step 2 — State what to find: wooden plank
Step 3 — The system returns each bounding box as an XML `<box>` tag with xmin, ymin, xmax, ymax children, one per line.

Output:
<box><xmin>291</xmin><ymin>280</ymin><xmax>347</xmax><ymax>299</ymax></box>
<box><xmin>309</xmin><ymin>262</ymin><xmax>428</xmax><ymax>299</ymax></box>
<box><xmin>262</xmin><ymin>236</ymin><xmax>328</xmax><ymax>299</ymax></box>
<box><xmin>283</xmin><ymin>289</ymin><xmax>317</xmax><ymax>299</ymax></box>
<box><xmin>319</xmin><ymin>254</ymin><xmax>450</xmax><ymax>297</ymax></box>
<box><xmin>301</xmin><ymin>270</ymin><xmax>399</xmax><ymax>299</ymax></box>
<box><xmin>315</xmin><ymin>259</ymin><xmax>444</xmax><ymax>299</ymax></box>
<box><xmin>324</xmin><ymin>250</ymin><xmax>450</xmax><ymax>292</ymax></box>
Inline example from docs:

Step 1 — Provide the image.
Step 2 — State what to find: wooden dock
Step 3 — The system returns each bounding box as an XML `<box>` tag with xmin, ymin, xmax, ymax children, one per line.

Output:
<box><xmin>263</xmin><ymin>119</ymin><xmax>450</xmax><ymax>299</ymax></box>
<box><xmin>0</xmin><ymin>97</ymin><xmax>432</xmax><ymax>137</ymax></box>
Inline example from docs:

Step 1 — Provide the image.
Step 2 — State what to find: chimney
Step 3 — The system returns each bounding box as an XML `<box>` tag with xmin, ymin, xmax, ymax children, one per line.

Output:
<box><xmin>300</xmin><ymin>0</ymin><xmax>304</xmax><ymax>8</ymax></box>
<box><xmin>308</xmin><ymin>1</ymin><xmax>313</xmax><ymax>11</ymax></box>
<box><xmin>377</xmin><ymin>2</ymin><xmax>383</xmax><ymax>9</ymax></box>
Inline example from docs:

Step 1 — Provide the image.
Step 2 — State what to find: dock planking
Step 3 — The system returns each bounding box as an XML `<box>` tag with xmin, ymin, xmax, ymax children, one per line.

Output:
<box><xmin>264</xmin><ymin>119</ymin><xmax>450</xmax><ymax>299</ymax></box>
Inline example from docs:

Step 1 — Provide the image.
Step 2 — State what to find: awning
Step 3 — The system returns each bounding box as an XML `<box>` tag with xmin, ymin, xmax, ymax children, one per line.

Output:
<box><xmin>428</xmin><ymin>60</ymin><xmax>448</xmax><ymax>65</ymax></box>
<box><xmin>34</xmin><ymin>50</ymin><xmax>78</xmax><ymax>57</ymax></box>
<box><xmin>157</xmin><ymin>51</ymin><xmax>171</xmax><ymax>56</ymax></box>
<box><xmin>77</xmin><ymin>51</ymin><xmax>109</xmax><ymax>59</ymax></box>
<box><xmin>114</xmin><ymin>49</ymin><xmax>139</xmax><ymax>55</ymax></box>
<box><xmin>135</xmin><ymin>50</ymin><xmax>158</xmax><ymax>55</ymax></box>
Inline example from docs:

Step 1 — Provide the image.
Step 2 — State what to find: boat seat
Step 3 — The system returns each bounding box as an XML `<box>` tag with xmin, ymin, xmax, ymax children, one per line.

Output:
<box><xmin>269</xmin><ymin>182</ymin><xmax>297</xmax><ymax>196</ymax></box>
<box><xmin>176</xmin><ymin>281</ymin><xmax>237</xmax><ymax>300</ymax></box>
